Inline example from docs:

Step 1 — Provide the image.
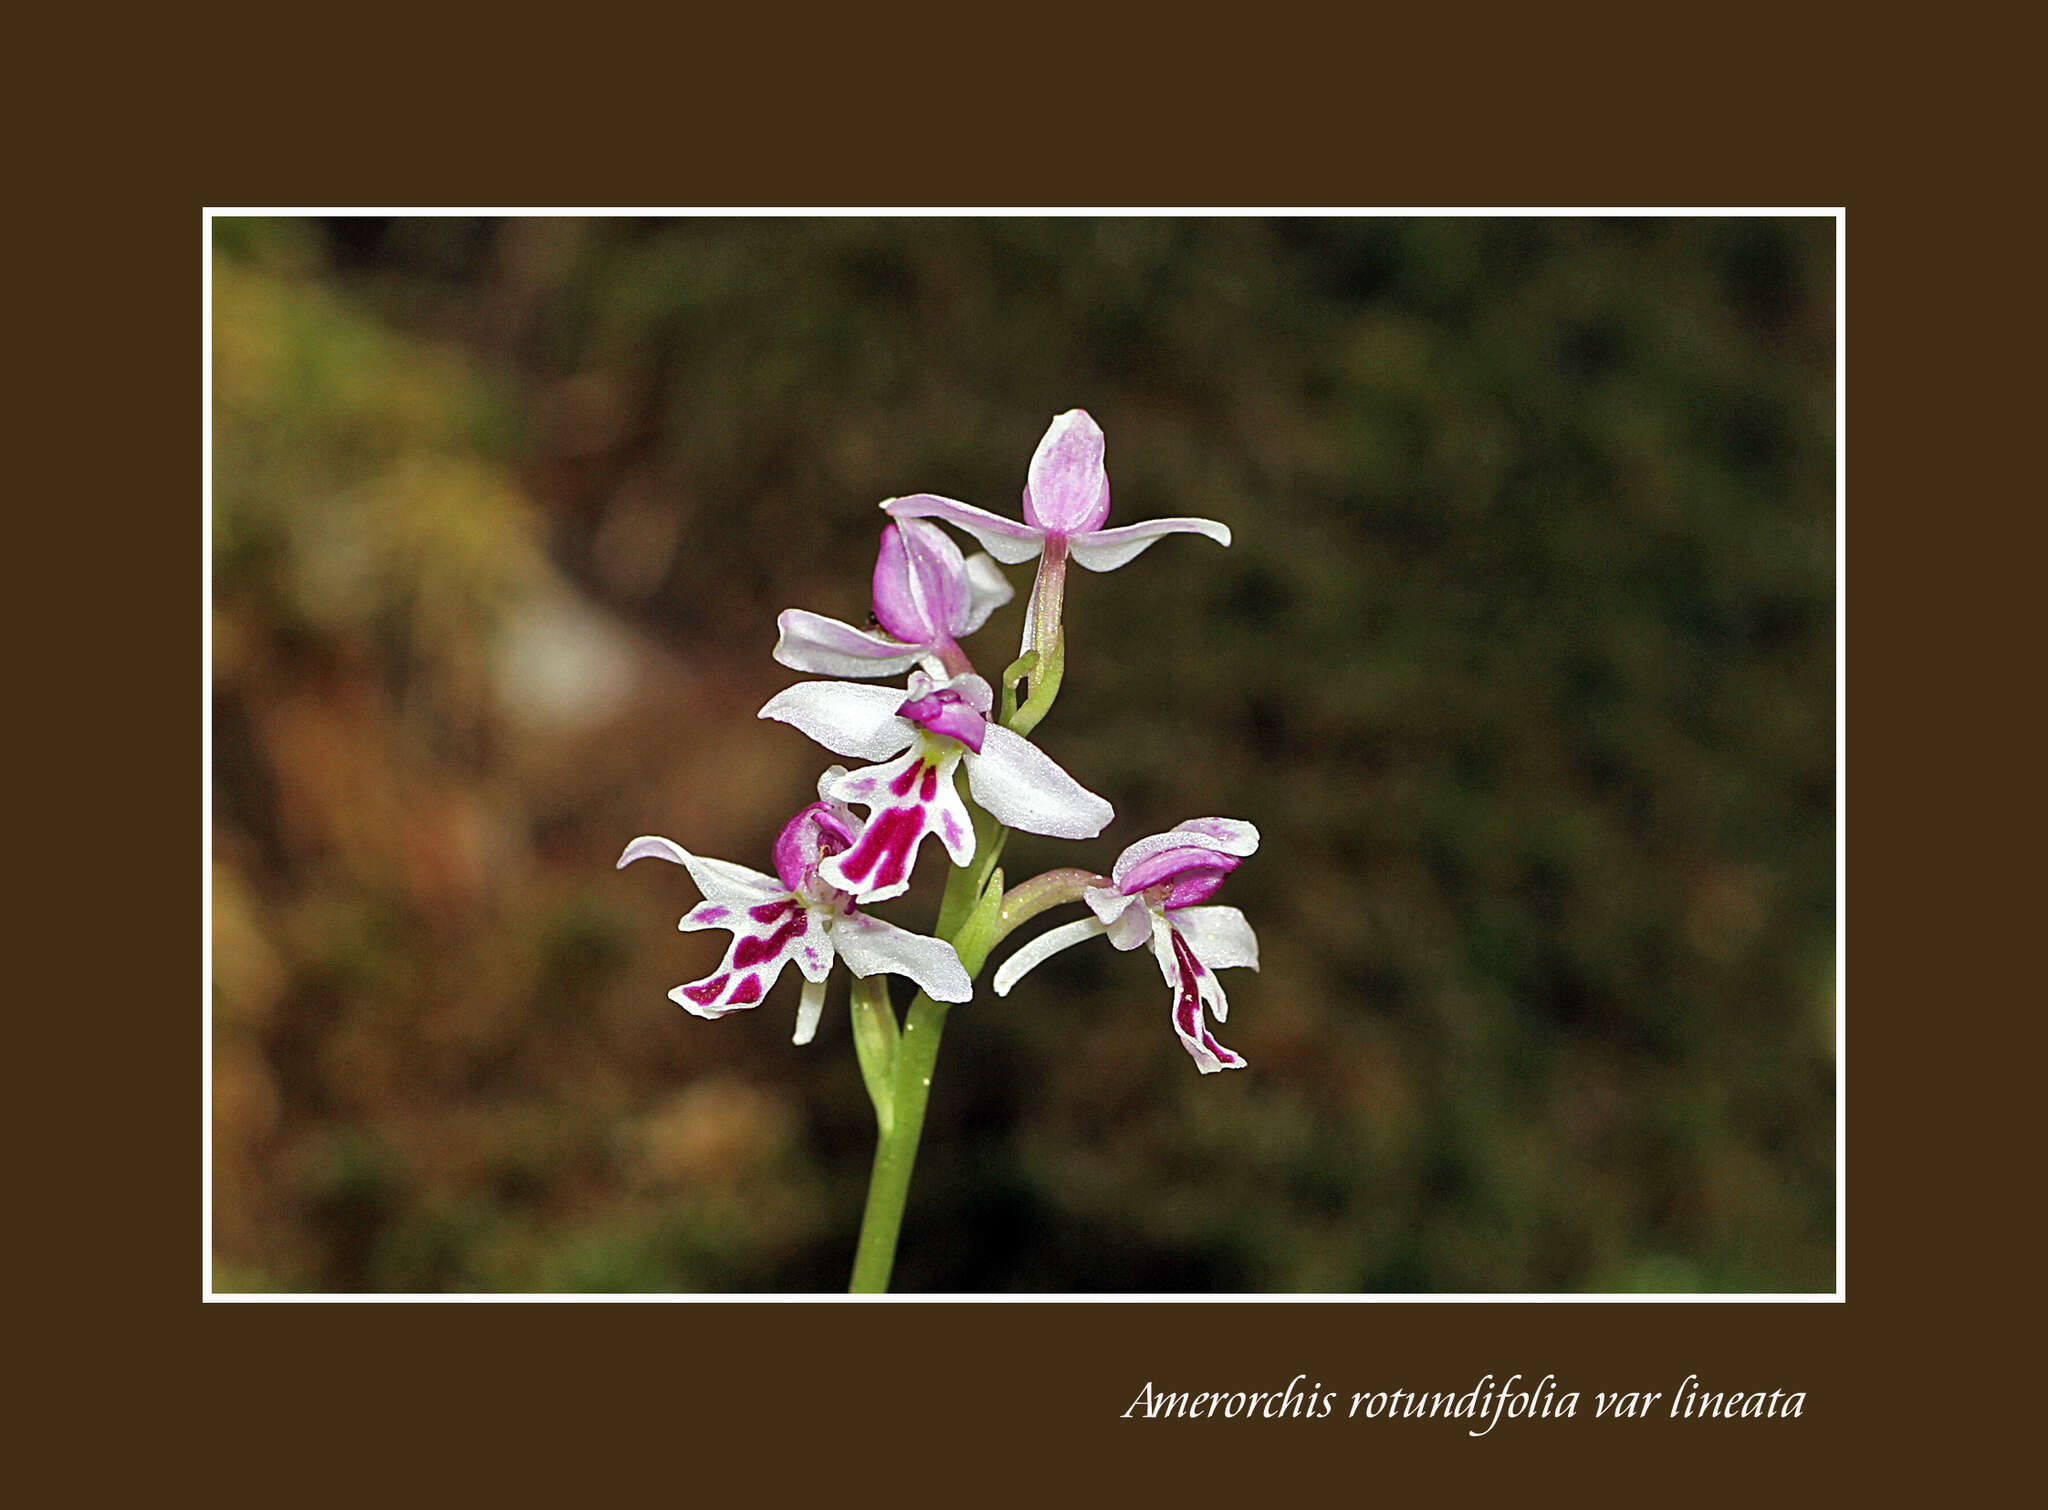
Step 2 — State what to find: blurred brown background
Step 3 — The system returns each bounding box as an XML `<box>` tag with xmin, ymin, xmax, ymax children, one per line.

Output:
<box><xmin>210</xmin><ymin>216</ymin><xmax>1835</xmax><ymax>1292</ymax></box>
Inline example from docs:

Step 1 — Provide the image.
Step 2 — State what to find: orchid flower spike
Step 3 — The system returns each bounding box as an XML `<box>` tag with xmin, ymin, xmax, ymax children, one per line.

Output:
<box><xmin>994</xmin><ymin>818</ymin><xmax>1259</xmax><ymax>1074</ymax></box>
<box><xmin>775</xmin><ymin>519</ymin><xmax>1014</xmax><ymax>681</ymax></box>
<box><xmin>758</xmin><ymin>670</ymin><xmax>1113</xmax><ymax>903</ymax></box>
<box><xmin>617</xmin><ymin>772</ymin><xmax>972</xmax><ymax>1045</ymax></box>
<box><xmin>882</xmin><ymin>409</ymin><xmax>1231</xmax><ymax>573</ymax></box>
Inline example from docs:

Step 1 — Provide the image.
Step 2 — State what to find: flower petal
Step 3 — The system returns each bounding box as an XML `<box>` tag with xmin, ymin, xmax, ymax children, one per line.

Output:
<box><xmin>1081</xmin><ymin>887</ymin><xmax>1154</xmax><ymax>950</ymax></box>
<box><xmin>884</xmin><ymin>494</ymin><xmax>1047</xmax><ymax>565</ymax></box>
<box><xmin>911</xmin><ymin>670</ymin><xmax>994</xmax><ymax>715</ymax></box>
<box><xmin>830</xmin><ymin>911</ymin><xmax>973</xmax><ymax>1003</ymax></box>
<box><xmin>1150</xmin><ymin>916</ymin><xmax>1246</xmax><ymax>1073</ymax></box>
<box><xmin>772</xmin><ymin>801</ymin><xmax>863</xmax><ymax>893</ymax></box>
<box><xmin>617</xmin><ymin>836</ymin><xmax>784</xmax><ymax>906</ymax></box>
<box><xmin>992</xmin><ymin>916</ymin><xmax>1108</xmax><ymax>997</ymax></box>
<box><xmin>680</xmin><ymin>898</ymin><xmax>747</xmax><ymax>933</ymax></box>
<box><xmin>1195</xmin><ymin>960</ymin><xmax>1236</xmax><ymax>1026</ymax></box>
<box><xmin>965</xmin><ymin>726</ymin><xmax>1114</xmax><ymax>839</ymax></box>
<box><xmin>957</xmin><ymin>553</ymin><xmax>1015</xmax><ymax>635</ymax></box>
<box><xmin>895</xmin><ymin>671</ymin><xmax>991</xmax><ymax>752</ymax></box>
<box><xmin>793</xmin><ymin>976</ymin><xmax>828</xmax><ymax>1045</ymax></box>
<box><xmin>773</xmin><ymin>610</ymin><xmax>926</xmax><ymax>679</ymax></box>
<box><xmin>759</xmin><ymin>681</ymin><xmax>918</xmax><ymax>761</ymax></box>
<box><xmin>1111</xmin><ymin>818</ymin><xmax>1259</xmax><ymax>890</ymax></box>
<box><xmin>793</xmin><ymin>907</ymin><xmax>839</xmax><ymax>982</ymax></box>
<box><xmin>1084</xmin><ymin>884</ymin><xmax>1142</xmax><ymax>927</ymax></box>
<box><xmin>1171</xmin><ymin>904</ymin><xmax>1260</xmax><ymax>973</ymax></box>
<box><xmin>822</xmin><ymin>746</ymin><xmax>974</xmax><ymax>902</ymax></box>
<box><xmin>667</xmin><ymin>896</ymin><xmax>818</xmax><ymax>1019</ymax></box>
<box><xmin>871</xmin><ymin>520</ymin><xmax>966</xmax><ymax>646</ymax></box>
<box><xmin>1067</xmin><ymin>516</ymin><xmax>1232</xmax><ymax>572</ymax></box>
<box><xmin>1105</xmin><ymin>904</ymin><xmax>1152</xmax><ymax>950</ymax></box>
<box><xmin>1116</xmin><ymin>845</ymin><xmax>1240</xmax><ymax>904</ymax></box>
<box><xmin>1023</xmin><ymin>409</ymin><xmax>1111</xmax><ymax>535</ymax></box>
<box><xmin>618</xmin><ymin>835</ymin><xmax>691</xmax><ymax>868</ymax></box>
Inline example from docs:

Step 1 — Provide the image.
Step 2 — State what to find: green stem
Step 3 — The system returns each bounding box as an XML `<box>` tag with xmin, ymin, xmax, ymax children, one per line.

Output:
<box><xmin>846</xmin><ymin>578</ymin><xmax>1077</xmax><ymax>1290</ymax></box>
<box><xmin>848</xmin><ymin>803</ymin><xmax>1008</xmax><ymax>1293</ymax></box>
<box><xmin>847</xmin><ymin>986</ymin><xmax>949</xmax><ymax>1293</ymax></box>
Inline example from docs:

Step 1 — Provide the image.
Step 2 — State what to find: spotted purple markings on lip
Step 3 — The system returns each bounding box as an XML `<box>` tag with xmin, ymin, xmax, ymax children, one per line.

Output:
<box><xmin>1170</xmin><ymin>930</ymin><xmax>1243</xmax><ymax>1072</ymax></box>
<box><xmin>760</xmin><ymin>669</ymin><xmax>1112</xmax><ymax>905</ymax></box>
<box><xmin>831</xmin><ymin>806</ymin><xmax>927</xmax><ymax>894</ymax></box>
<box><xmin>616</xmin><ymin>811</ymin><xmax>973</xmax><ymax>1041</ymax></box>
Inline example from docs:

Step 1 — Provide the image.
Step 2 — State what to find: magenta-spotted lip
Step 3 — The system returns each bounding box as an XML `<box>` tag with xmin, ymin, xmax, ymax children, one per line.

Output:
<box><xmin>897</xmin><ymin>687</ymin><xmax>986</xmax><ymax>752</ymax></box>
<box><xmin>1118</xmin><ymin>844</ymin><xmax>1239</xmax><ymax>908</ymax></box>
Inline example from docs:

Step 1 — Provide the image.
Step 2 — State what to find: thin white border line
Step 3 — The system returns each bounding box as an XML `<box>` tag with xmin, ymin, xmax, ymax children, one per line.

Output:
<box><xmin>1834</xmin><ymin>210</ymin><xmax>1847</xmax><ymax>1300</ymax></box>
<box><xmin>209</xmin><ymin>1292</ymin><xmax>1834</xmax><ymax>1304</ymax></box>
<box><xmin>203</xmin><ymin>211</ymin><xmax>217</xmax><ymax>1299</ymax></box>
<box><xmin>206</xmin><ymin>207</ymin><xmax>1846</xmax><ymax>219</ymax></box>
<box><xmin>199</xmin><ymin>208</ymin><xmax>1851</xmax><ymax>1294</ymax></box>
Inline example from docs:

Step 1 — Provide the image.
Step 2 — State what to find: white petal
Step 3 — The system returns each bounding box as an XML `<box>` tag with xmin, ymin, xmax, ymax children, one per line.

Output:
<box><xmin>1111</xmin><ymin>818</ymin><xmax>1259</xmax><ymax>890</ymax></box>
<box><xmin>1085</xmin><ymin>885</ymin><xmax>1143</xmax><ymax>928</ymax></box>
<box><xmin>1148</xmin><ymin>914</ymin><xmax>1246</xmax><ymax>1073</ymax></box>
<box><xmin>965</xmin><ymin>726</ymin><xmax>1114</xmax><ymax>839</ymax></box>
<box><xmin>1107</xmin><ymin>902</ymin><xmax>1154</xmax><ymax>950</ymax></box>
<box><xmin>617</xmin><ymin>836</ymin><xmax>784</xmax><ymax>905</ymax></box>
<box><xmin>1066</xmin><ymin>516</ymin><xmax>1232</xmax><ymax>572</ymax></box>
<box><xmin>1146</xmin><ymin>912</ymin><xmax>1184</xmax><ymax>989</ymax></box>
<box><xmin>1171</xmin><ymin>905</ymin><xmax>1260</xmax><ymax>972</ymax></box>
<box><xmin>830</xmin><ymin>912</ymin><xmax>972</xmax><ymax>1003</ymax></box>
<box><xmin>821</xmin><ymin>746</ymin><xmax>974</xmax><ymax>901</ymax></box>
<box><xmin>957</xmin><ymin>553</ymin><xmax>1015</xmax><ymax>635</ymax></box>
<box><xmin>670</xmin><ymin>981</ymin><xmax>746</xmax><ymax>1021</ymax></box>
<box><xmin>992</xmin><ymin>916</ymin><xmax>1108</xmax><ymax>996</ymax></box>
<box><xmin>793</xmin><ymin>977</ymin><xmax>827</xmax><ymax>1045</ymax></box>
<box><xmin>680</xmin><ymin>898</ymin><xmax>754</xmax><ymax>934</ymax></box>
<box><xmin>1198</xmin><ymin>967</ymin><xmax>1233</xmax><ymax>1025</ymax></box>
<box><xmin>759</xmin><ymin>681</ymin><xmax>918</xmax><ymax>761</ymax></box>
<box><xmin>884</xmin><ymin>494</ymin><xmax>1047</xmax><ymax>564</ymax></box>
<box><xmin>667</xmin><ymin>897</ymin><xmax>817</xmax><ymax>1018</ymax></box>
<box><xmin>926</xmin><ymin>751</ymin><xmax>977</xmax><ymax>867</ymax></box>
<box><xmin>618</xmin><ymin>835</ymin><xmax>690</xmax><ymax>868</ymax></box>
<box><xmin>1084</xmin><ymin>886</ymin><xmax>1157</xmax><ymax>952</ymax></box>
<box><xmin>824</xmin><ymin>747</ymin><xmax>918</xmax><ymax>810</ymax></box>
<box><xmin>793</xmin><ymin>904</ymin><xmax>838</xmax><ymax>981</ymax></box>
<box><xmin>947</xmin><ymin>672</ymin><xmax>995</xmax><ymax>715</ymax></box>
<box><xmin>773</xmin><ymin>610</ymin><xmax>926</xmax><ymax>678</ymax></box>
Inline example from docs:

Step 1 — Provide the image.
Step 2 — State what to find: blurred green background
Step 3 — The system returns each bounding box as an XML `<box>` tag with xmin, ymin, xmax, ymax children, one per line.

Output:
<box><xmin>210</xmin><ymin>216</ymin><xmax>1835</xmax><ymax>1292</ymax></box>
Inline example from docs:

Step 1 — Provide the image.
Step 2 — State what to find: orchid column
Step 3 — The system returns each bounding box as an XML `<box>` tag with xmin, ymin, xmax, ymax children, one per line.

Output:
<box><xmin>620</xmin><ymin>410</ymin><xmax>1256</xmax><ymax>1293</ymax></box>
